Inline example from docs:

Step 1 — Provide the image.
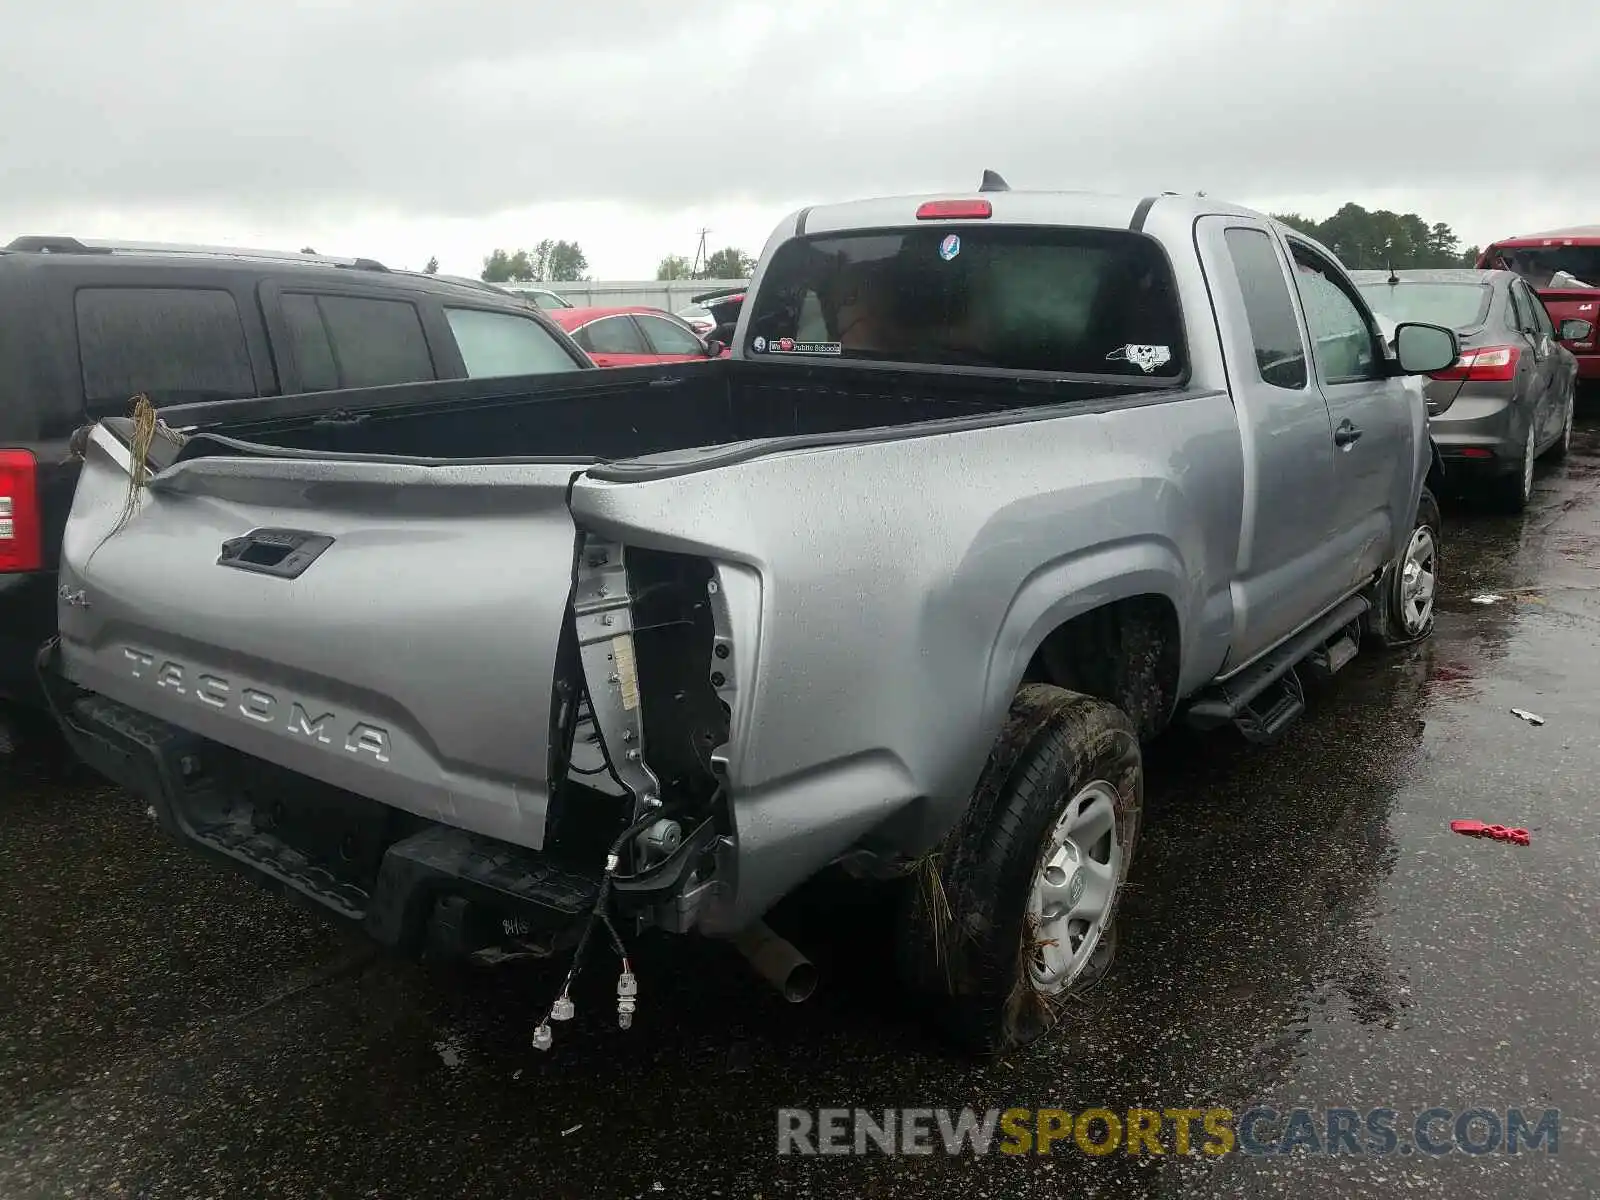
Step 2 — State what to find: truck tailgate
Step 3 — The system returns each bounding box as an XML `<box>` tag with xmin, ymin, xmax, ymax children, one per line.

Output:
<box><xmin>56</xmin><ymin>425</ymin><xmax>584</xmax><ymax>851</ymax></box>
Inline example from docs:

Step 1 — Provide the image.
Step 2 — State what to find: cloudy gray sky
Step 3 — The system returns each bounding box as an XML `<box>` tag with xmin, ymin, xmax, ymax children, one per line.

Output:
<box><xmin>5</xmin><ymin>0</ymin><xmax>1597</xmax><ymax>278</ymax></box>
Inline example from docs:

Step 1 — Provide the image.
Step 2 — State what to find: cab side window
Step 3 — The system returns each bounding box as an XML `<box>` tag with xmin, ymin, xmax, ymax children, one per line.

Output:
<box><xmin>1223</xmin><ymin>228</ymin><xmax>1308</xmax><ymax>390</ymax></box>
<box><xmin>1287</xmin><ymin>243</ymin><xmax>1384</xmax><ymax>384</ymax></box>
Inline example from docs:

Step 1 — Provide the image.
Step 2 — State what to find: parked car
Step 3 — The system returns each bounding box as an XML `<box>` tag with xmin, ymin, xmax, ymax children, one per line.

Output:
<box><xmin>40</xmin><ymin>187</ymin><xmax>1456</xmax><ymax>1055</ymax></box>
<box><xmin>1477</xmin><ymin>229</ymin><xmax>1600</xmax><ymax>384</ymax></box>
<box><xmin>1354</xmin><ymin>268</ymin><xmax>1590</xmax><ymax>511</ymax></box>
<box><xmin>0</xmin><ymin>235</ymin><xmax>592</xmax><ymax>722</ymax></box>
<box><xmin>497</xmin><ymin>285</ymin><xmax>576</xmax><ymax>311</ymax></box>
<box><xmin>676</xmin><ymin>286</ymin><xmax>746</xmax><ymax>341</ymax></box>
<box><xmin>548</xmin><ymin>305</ymin><xmax>727</xmax><ymax>367</ymax></box>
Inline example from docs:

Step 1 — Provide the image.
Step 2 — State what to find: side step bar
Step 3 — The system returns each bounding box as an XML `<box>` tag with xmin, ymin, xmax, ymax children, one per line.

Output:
<box><xmin>1185</xmin><ymin>595</ymin><xmax>1370</xmax><ymax>744</ymax></box>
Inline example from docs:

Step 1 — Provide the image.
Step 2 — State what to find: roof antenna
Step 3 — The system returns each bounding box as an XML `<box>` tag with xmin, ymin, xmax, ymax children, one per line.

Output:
<box><xmin>978</xmin><ymin>169</ymin><xmax>1010</xmax><ymax>193</ymax></box>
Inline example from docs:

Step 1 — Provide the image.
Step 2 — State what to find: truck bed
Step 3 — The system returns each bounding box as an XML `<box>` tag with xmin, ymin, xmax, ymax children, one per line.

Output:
<box><xmin>155</xmin><ymin>358</ymin><xmax>1155</xmax><ymax>464</ymax></box>
<box><xmin>53</xmin><ymin>359</ymin><xmax>1240</xmax><ymax>934</ymax></box>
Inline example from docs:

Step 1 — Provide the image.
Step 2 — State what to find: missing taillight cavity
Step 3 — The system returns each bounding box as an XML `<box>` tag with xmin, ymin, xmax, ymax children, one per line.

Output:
<box><xmin>1430</xmin><ymin>345</ymin><xmax>1519</xmax><ymax>383</ymax></box>
<box><xmin>626</xmin><ymin>549</ymin><xmax>729</xmax><ymax>814</ymax></box>
<box><xmin>0</xmin><ymin>449</ymin><xmax>42</xmax><ymax>573</ymax></box>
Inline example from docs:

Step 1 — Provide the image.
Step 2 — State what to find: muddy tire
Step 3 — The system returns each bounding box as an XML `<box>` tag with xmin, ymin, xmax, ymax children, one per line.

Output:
<box><xmin>1366</xmin><ymin>486</ymin><xmax>1441</xmax><ymax>650</ymax></box>
<box><xmin>897</xmin><ymin>685</ymin><xmax>1142</xmax><ymax>1056</ymax></box>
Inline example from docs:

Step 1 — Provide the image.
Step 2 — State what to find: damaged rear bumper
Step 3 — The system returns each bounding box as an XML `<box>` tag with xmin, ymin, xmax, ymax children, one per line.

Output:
<box><xmin>37</xmin><ymin>641</ymin><xmax>721</xmax><ymax>954</ymax></box>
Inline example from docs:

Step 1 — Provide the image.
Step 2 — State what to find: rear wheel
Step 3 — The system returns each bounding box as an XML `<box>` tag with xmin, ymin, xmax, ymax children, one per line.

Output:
<box><xmin>1492</xmin><ymin>421</ymin><xmax>1536</xmax><ymax>513</ymax></box>
<box><xmin>1544</xmin><ymin>383</ymin><xmax>1575</xmax><ymax>462</ymax></box>
<box><xmin>897</xmin><ymin>685</ymin><xmax>1141</xmax><ymax>1055</ymax></box>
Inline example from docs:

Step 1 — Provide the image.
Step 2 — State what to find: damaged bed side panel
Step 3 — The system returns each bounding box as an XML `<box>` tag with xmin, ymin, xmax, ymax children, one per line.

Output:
<box><xmin>570</xmin><ymin>391</ymin><xmax>1244</xmax><ymax>932</ymax></box>
<box><xmin>54</xmin><ymin>424</ymin><xmax>587</xmax><ymax>851</ymax></box>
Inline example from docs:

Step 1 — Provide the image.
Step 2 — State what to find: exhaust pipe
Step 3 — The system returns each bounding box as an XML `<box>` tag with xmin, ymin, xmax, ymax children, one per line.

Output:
<box><xmin>732</xmin><ymin>921</ymin><xmax>818</xmax><ymax>1003</ymax></box>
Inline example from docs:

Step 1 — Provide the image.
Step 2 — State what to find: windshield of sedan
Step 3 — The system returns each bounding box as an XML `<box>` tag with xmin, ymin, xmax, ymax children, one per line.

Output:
<box><xmin>744</xmin><ymin>225</ymin><xmax>1187</xmax><ymax>379</ymax></box>
<box><xmin>1356</xmin><ymin>282</ymin><xmax>1492</xmax><ymax>330</ymax></box>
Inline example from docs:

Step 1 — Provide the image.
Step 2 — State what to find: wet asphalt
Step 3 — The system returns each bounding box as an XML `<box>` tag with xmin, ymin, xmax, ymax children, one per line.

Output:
<box><xmin>4</xmin><ymin>410</ymin><xmax>1600</xmax><ymax>1200</ymax></box>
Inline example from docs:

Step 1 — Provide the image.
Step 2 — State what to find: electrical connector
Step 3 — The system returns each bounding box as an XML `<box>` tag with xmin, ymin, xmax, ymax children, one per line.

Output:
<box><xmin>532</xmin><ymin>1023</ymin><xmax>554</xmax><ymax>1051</ymax></box>
<box><xmin>617</xmin><ymin>970</ymin><xmax>638</xmax><ymax>1029</ymax></box>
<box><xmin>551</xmin><ymin>994</ymin><xmax>575</xmax><ymax>1022</ymax></box>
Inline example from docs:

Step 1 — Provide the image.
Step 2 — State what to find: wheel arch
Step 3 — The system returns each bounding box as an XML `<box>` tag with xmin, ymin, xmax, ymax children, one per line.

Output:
<box><xmin>979</xmin><ymin>541</ymin><xmax>1191</xmax><ymax>747</ymax></box>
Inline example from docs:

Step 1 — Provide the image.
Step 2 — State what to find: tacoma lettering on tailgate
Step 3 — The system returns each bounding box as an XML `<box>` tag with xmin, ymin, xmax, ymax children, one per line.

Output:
<box><xmin>122</xmin><ymin>647</ymin><xmax>391</xmax><ymax>763</ymax></box>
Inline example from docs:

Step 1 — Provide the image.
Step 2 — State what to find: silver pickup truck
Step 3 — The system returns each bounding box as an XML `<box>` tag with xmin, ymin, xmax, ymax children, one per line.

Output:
<box><xmin>40</xmin><ymin>183</ymin><xmax>1459</xmax><ymax>1055</ymax></box>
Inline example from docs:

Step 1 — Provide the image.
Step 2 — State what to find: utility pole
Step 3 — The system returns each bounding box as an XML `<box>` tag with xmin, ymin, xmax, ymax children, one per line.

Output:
<box><xmin>691</xmin><ymin>227</ymin><xmax>711</xmax><ymax>279</ymax></box>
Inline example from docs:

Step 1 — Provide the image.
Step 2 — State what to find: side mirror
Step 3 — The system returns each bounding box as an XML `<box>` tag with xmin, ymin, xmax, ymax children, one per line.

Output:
<box><xmin>1393</xmin><ymin>322</ymin><xmax>1460</xmax><ymax>376</ymax></box>
<box><xmin>704</xmin><ymin>339</ymin><xmax>726</xmax><ymax>357</ymax></box>
<box><xmin>1558</xmin><ymin>317</ymin><xmax>1594</xmax><ymax>342</ymax></box>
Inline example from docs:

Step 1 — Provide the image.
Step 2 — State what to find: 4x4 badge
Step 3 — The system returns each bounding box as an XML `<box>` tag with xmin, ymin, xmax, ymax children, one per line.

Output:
<box><xmin>58</xmin><ymin>584</ymin><xmax>90</xmax><ymax>608</ymax></box>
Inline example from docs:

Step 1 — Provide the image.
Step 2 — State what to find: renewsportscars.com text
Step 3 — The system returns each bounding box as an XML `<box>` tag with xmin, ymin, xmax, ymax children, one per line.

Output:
<box><xmin>776</xmin><ymin>1106</ymin><xmax>1561</xmax><ymax>1157</ymax></box>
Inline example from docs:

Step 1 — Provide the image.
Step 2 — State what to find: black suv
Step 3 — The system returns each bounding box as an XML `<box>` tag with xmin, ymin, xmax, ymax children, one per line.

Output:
<box><xmin>0</xmin><ymin>236</ymin><xmax>593</xmax><ymax>715</ymax></box>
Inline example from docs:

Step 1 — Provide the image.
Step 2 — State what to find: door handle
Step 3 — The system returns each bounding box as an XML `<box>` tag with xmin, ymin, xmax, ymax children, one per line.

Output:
<box><xmin>1334</xmin><ymin>420</ymin><xmax>1363</xmax><ymax>447</ymax></box>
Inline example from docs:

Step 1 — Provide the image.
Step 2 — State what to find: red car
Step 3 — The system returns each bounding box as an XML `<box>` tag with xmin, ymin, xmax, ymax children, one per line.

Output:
<box><xmin>547</xmin><ymin>306</ymin><xmax>726</xmax><ymax>368</ymax></box>
<box><xmin>1479</xmin><ymin>228</ymin><xmax>1600</xmax><ymax>381</ymax></box>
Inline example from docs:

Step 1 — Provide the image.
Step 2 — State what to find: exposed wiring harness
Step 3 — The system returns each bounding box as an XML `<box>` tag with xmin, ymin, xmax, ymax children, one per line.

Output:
<box><xmin>532</xmin><ymin>806</ymin><xmax>668</xmax><ymax>1050</ymax></box>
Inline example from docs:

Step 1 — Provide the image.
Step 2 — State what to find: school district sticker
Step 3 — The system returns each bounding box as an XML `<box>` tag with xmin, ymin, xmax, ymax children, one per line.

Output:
<box><xmin>939</xmin><ymin>234</ymin><xmax>961</xmax><ymax>261</ymax></box>
<box><xmin>752</xmin><ymin>336</ymin><xmax>767</xmax><ymax>353</ymax></box>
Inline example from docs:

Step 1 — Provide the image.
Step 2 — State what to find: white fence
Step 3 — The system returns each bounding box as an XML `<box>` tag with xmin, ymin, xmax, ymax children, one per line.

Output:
<box><xmin>501</xmin><ymin>279</ymin><xmax>748</xmax><ymax>312</ymax></box>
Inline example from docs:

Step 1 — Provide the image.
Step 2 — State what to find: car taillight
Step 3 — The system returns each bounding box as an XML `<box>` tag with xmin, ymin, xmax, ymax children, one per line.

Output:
<box><xmin>1429</xmin><ymin>345</ymin><xmax>1519</xmax><ymax>383</ymax></box>
<box><xmin>0</xmin><ymin>449</ymin><xmax>43</xmax><ymax>573</ymax></box>
<box><xmin>915</xmin><ymin>199</ymin><xmax>992</xmax><ymax>220</ymax></box>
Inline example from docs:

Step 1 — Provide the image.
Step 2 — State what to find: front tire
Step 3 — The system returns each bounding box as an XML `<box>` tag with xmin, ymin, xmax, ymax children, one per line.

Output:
<box><xmin>897</xmin><ymin>685</ymin><xmax>1142</xmax><ymax>1056</ymax></box>
<box><xmin>1366</xmin><ymin>487</ymin><xmax>1441</xmax><ymax>649</ymax></box>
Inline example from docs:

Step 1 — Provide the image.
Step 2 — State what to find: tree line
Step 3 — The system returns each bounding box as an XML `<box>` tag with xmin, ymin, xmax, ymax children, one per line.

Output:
<box><xmin>1270</xmin><ymin>203</ymin><xmax>1480</xmax><ymax>270</ymax></box>
<box><xmin>470</xmin><ymin>241</ymin><xmax>758</xmax><ymax>284</ymax></box>
<box><xmin>655</xmin><ymin>247</ymin><xmax>755</xmax><ymax>281</ymax></box>
<box><xmin>479</xmin><ymin>240</ymin><xmax>590</xmax><ymax>283</ymax></box>
<box><xmin>313</xmin><ymin>205</ymin><xmax>1478</xmax><ymax>285</ymax></box>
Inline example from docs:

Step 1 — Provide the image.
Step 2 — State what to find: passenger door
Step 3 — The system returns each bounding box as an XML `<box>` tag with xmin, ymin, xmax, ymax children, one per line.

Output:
<box><xmin>1195</xmin><ymin>218</ymin><xmax>1344</xmax><ymax>668</ymax></box>
<box><xmin>634</xmin><ymin>313</ymin><xmax>714</xmax><ymax>362</ymax></box>
<box><xmin>1514</xmin><ymin>282</ymin><xmax>1559</xmax><ymax>446</ymax></box>
<box><xmin>1284</xmin><ymin>239</ymin><xmax>1411</xmax><ymax>598</ymax></box>
<box><xmin>572</xmin><ymin>315</ymin><xmax>656</xmax><ymax>368</ymax></box>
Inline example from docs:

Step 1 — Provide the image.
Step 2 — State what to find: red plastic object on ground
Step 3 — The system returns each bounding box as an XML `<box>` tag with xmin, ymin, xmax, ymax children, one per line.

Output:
<box><xmin>1450</xmin><ymin>820</ymin><xmax>1531</xmax><ymax>845</ymax></box>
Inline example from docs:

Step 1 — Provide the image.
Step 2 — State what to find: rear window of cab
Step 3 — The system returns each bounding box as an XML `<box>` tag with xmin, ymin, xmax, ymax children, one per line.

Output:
<box><xmin>743</xmin><ymin>225</ymin><xmax>1187</xmax><ymax>380</ymax></box>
